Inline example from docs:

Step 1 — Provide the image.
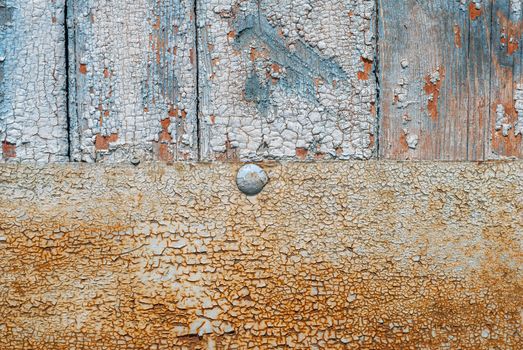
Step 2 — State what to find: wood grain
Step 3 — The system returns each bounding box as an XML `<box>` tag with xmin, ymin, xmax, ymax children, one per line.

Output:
<box><xmin>378</xmin><ymin>0</ymin><xmax>488</xmax><ymax>160</ymax></box>
<box><xmin>488</xmin><ymin>0</ymin><xmax>523</xmax><ymax>158</ymax></box>
<box><xmin>0</xmin><ymin>0</ymin><xmax>69</xmax><ymax>162</ymax></box>
<box><xmin>68</xmin><ymin>0</ymin><xmax>198</xmax><ymax>162</ymax></box>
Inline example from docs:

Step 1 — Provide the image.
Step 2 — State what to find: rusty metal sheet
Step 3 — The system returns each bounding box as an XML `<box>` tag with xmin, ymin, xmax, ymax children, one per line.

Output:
<box><xmin>0</xmin><ymin>161</ymin><xmax>521</xmax><ymax>349</ymax></box>
<box><xmin>197</xmin><ymin>0</ymin><xmax>377</xmax><ymax>161</ymax></box>
<box><xmin>68</xmin><ymin>0</ymin><xmax>198</xmax><ymax>163</ymax></box>
<box><xmin>0</xmin><ymin>0</ymin><xmax>69</xmax><ymax>162</ymax></box>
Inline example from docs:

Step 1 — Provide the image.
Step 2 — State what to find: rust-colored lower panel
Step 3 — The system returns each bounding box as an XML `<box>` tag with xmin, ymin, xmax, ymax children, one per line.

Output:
<box><xmin>0</xmin><ymin>162</ymin><xmax>521</xmax><ymax>349</ymax></box>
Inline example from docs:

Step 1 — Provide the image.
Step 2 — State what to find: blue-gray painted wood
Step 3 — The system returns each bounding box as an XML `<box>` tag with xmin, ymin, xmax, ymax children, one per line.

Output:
<box><xmin>0</xmin><ymin>0</ymin><xmax>69</xmax><ymax>162</ymax></box>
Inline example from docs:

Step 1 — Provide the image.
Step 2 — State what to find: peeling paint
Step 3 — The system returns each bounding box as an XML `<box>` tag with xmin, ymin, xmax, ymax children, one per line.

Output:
<box><xmin>423</xmin><ymin>68</ymin><xmax>444</xmax><ymax>121</ymax></box>
<box><xmin>69</xmin><ymin>0</ymin><xmax>197</xmax><ymax>163</ymax></box>
<box><xmin>199</xmin><ymin>0</ymin><xmax>377</xmax><ymax>161</ymax></box>
<box><xmin>0</xmin><ymin>162</ymin><xmax>521</xmax><ymax>348</ymax></box>
<box><xmin>515</xmin><ymin>84</ymin><xmax>523</xmax><ymax>136</ymax></box>
<box><xmin>0</xmin><ymin>0</ymin><xmax>69</xmax><ymax>162</ymax></box>
<box><xmin>469</xmin><ymin>1</ymin><xmax>482</xmax><ymax>21</ymax></box>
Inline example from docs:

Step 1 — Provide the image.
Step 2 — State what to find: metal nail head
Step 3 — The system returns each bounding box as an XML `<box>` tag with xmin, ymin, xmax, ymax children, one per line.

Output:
<box><xmin>236</xmin><ymin>164</ymin><xmax>268</xmax><ymax>196</ymax></box>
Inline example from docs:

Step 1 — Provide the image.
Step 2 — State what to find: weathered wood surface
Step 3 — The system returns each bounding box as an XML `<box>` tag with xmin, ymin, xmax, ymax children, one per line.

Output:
<box><xmin>378</xmin><ymin>0</ymin><xmax>485</xmax><ymax>160</ymax></box>
<box><xmin>489</xmin><ymin>0</ymin><xmax>523</xmax><ymax>158</ymax></box>
<box><xmin>197</xmin><ymin>0</ymin><xmax>377</xmax><ymax>161</ymax></box>
<box><xmin>378</xmin><ymin>0</ymin><xmax>523</xmax><ymax>160</ymax></box>
<box><xmin>68</xmin><ymin>0</ymin><xmax>198</xmax><ymax>162</ymax></box>
<box><xmin>1</xmin><ymin>0</ymin><xmax>523</xmax><ymax>163</ymax></box>
<box><xmin>0</xmin><ymin>162</ymin><xmax>521</xmax><ymax>349</ymax></box>
<box><xmin>0</xmin><ymin>0</ymin><xmax>69</xmax><ymax>162</ymax></box>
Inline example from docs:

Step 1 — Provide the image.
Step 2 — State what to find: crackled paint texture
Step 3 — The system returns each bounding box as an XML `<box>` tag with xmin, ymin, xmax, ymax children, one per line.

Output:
<box><xmin>68</xmin><ymin>0</ymin><xmax>197</xmax><ymax>162</ymax></box>
<box><xmin>198</xmin><ymin>0</ymin><xmax>377</xmax><ymax>161</ymax></box>
<box><xmin>0</xmin><ymin>0</ymin><xmax>69</xmax><ymax>162</ymax></box>
<box><xmin>0</xmin><ymin>162</ymin><xmax>522</xmax><ymax>349</ymax></box>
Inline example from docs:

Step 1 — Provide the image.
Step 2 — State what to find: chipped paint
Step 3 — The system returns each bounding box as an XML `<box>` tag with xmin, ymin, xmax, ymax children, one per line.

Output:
<box><xmin>198</xmin><ymin>0</ymin><xmax>377</xmax><ymax>161</ymax></box>
<box><xmin>0</xmin><ymin>161</ymin><xmax>521</xmax><ymax>348</ymax></box>
<box><xmin>469</xmin><ymin>1</ymin><xmax>482</xmax><ymax>21</ymax></box>
<box><xmin>68</xmin><ymin>0</ymin><xmax>197</xmax><ymax>163</ymax></box>
<box><xmin>453</xmin><ymin>24</ymin><xmax>462</xmax><ymax>48</ymax></box>
<box><xmin>423</xmin><ymin>68</ymin><xmax>444</xmax><ymax>121</ymax></box>
<box><xmin>0</xmin><ymin>0</ymin><xmax>69</xmax><ymax>162</ymax></box>
<box><xmin>515</xmin><ymin>84</ymin><xmax>523</xmax><ymax>136</ymax></box>
<box><xmin>234</xmin><ymin>13</ymin><xmax>348</xmax><ymax>99</ymax></box>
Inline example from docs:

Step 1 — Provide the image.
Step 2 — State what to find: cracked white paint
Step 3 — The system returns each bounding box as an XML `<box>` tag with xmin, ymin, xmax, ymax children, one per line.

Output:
<box><xmin>0</xmin><ymin>162</ymin><xmax>521</xmax><ymax>348</ymax></box>
<box><xmin>68</xmin><ymin>0</ymin><xmax>197</xmax><ymax>162</ymax></box>
<box><xmin>511</xmin><ymin>0</ymin><xmax>522</xmax><ymax>21</ymax></box>
<box><xmin>495</xmin><ymin>104</ymin><xmax>513</xmax><ymax>137</ymax></box>
<box><xmin>0</xmin><ymin>0</ymin><xmax>68</xmax><ymax>162</ymax></box>
<box><xmin>198</xmin><ymin>0</ymin><xmax>377</xmax><ymax>161</ymax></box>
<box><xmin>405</xmin><ymin>132</ymin><xmax>418</xmax><ymax>149</ymax></box>
<box><xmin>515</xmin><ymin>84</ymin><xmax>523</xmax><ymax>136</ymax></box>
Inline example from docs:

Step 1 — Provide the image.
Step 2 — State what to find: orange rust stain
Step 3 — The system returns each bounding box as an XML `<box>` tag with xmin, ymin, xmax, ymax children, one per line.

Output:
<box><xmin>168</xmin><ymin>105</ymin><xmax>178</xmax><ymax>117</ymax></box>
<box><xmin>507</xmin><ymin>40</ymin><xmax>519</xmax><ymax>55</ymax></box>
<box><xmin>423</xmin><ymin>68</ymin><xmax>445</xmax><ymax>121</ymax></box>
<box><xmin>249</xmin><ymin>47</ymin><xmax>257</xmax><ymax>62</ymax></box>
<box><xmin>210</xmin><ymin>115</ymin><xmax>216</xmax><ymax>125</ymax></box>
<box><xmin>469</xmin><ymin>3</ymin><xmax>482</xmax><ymax>21</ymax></box>
<box><xmin>453</xmin><ymin>25</ymin><xmax>462</xmax><ymax>48</ymax></box>
<box><xmin>313</xmin><ymin>77</ymin><xmax>323</xmax><ymax>90</ymax></box>
<box><xmin>155</xmin><ymin>118</ymin><xmax>174</xmax><ymax>162</ymax></box>
<box><xmin>189</xmin><ymin>48</ymin><xmax>195</xmax><ymax>66</ymax></box>
<box><xmin>496</xmin><ymin>10</ymin><xmax>523</xmax><ymax>57</ymax></box>
<box><xmin>95</xmin><ymin>133</ymin><xmax>118</xmax><ymax>151</ymax></box>
<box><xmin>51</xmin><ymin>16</ymin><xmax>57</xmax><ymax>24</ymax></box>
<box><xmin>103</xmin><ymin>68</ymin><xmax>110</xmax><ymax>78</ymax></box>
<box><xmin>0</xmin><ymin>164</ymin><xmax>521</xmax><ymax>348</ymax></box>
<box><xmin>399</xmin><ymin>132</ymin><xmax>409</xmax><ymax>153</ymax></box>
<box><xmin>500</xmin><ymin>18</ymin><xmax>521</xmax><ymax>57</ymax></box>
<box><xmin>151</xmin><ymin>16</ymin><xmax>160</xmax><ymax>30</ymax></box>
<box><xmin>314</xmin><ymin>152</ymin><xmax>325</xmax><ymax>160</ymax></box>
<box><xmin>491</xmin><ymin>102</ymin><xmax>522</xmax><ymax>157</ymax></box>
<box><xmin>393</xmin><ymin>93</ymin><xmax>400</xmax><ymax>104</ymax></box>
<box><xmin>79</xmin><ymin>64</ymin><xmax>88</xmax><ymax>75</ymax></box>
<box><xmin>357</xmin><ymin>57</ymin><xmax>373</xmax><ymax>81</ymax></box>
<box><xmin>295</xmin><ymin>147</ymin><xmax>308</xmax><ymax>160</ymax></box>
<box><xmin>370</xmin><ymin>102</ymin><xmax>377</xmax><ymax>116</ymax></box>
<box><xmin>368</xmin><ymin>133</ymin><xmax>375</xmax><ymax>148</ymax></box>
<box><xmin>2</xmin><ymin>141</ymin><xmax>16</xmax><ymax>158</ymax></box>
<box><xmin>215</xmin><ymin>137</ymin><xmax>239</xmax><ymax>161</ymax></box>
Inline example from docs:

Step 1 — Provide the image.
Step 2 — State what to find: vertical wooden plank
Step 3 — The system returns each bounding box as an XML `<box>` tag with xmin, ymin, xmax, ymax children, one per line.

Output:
<box><xmin>488</xmin><ymin>0</ymin><xmax>523</xmax><ymax>158</ymax></box>
<box><xmin>0</xmin><ymin>0</ymin><xmax>69</xmax><ymax>162</ymax></box>
<box><xmin>467</xmin><ymin>0</ymin><xmax>493</xmax><ymax>160</ymax></box>
<box><xmin>379</xmin><ymin>0</ymin><xmax>492</xmax><ymax>160</ymax></box>
<box><xmin>197</xmin><ymin>0</ymin><xmax>377</xmax><ymax>161</ymax></box>
<box><xmin>68</xmin><ymin>0</ymin><xmax>197</xmax><ymax>162</ymax></box>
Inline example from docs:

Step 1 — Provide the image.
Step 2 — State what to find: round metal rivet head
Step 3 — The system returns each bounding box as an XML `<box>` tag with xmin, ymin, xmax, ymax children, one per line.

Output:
<box><xmin>236</xmin><ymin>164</ymin><xmax>268</xmax><ymax>196</ymax></box>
